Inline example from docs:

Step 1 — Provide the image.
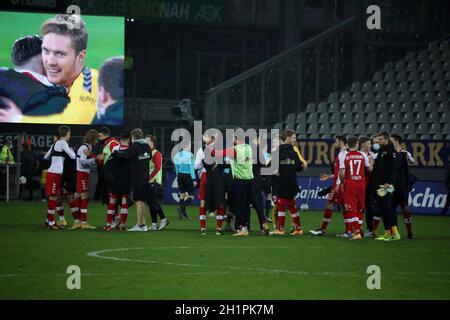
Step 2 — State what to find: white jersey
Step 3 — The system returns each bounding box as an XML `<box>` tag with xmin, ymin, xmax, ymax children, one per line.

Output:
<box><xmin>44</xmin><ymin>140</ymin><xmax>76</xmax><ymax>174</ymax></box>
<box><xmin>335</xmin><ymin>150</ymin><xmax>348</xmax><ymax>185</ymax></box>
<box><xmin>76</xmin><ymin>143</ymin><xmax>95</xmax><ymax>173</ymax></box>
<box><xmin>195</xmin><ymin>147</ymin><xmax>206</xmax><ymax>176</ymax></box>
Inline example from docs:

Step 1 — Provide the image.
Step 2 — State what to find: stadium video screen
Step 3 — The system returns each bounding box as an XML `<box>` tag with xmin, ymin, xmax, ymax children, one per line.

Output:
<box><xmin>0</xmin><ymin>11</ymin><xmax>124</xmax><ymax>125</ymax></box>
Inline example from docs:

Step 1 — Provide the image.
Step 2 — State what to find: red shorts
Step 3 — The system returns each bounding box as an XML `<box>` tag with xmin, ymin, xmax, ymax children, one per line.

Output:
<box><xmin>197</xmin><ymin>172</ymin><xmax>207</xmax><ymax>201</ymax></box>
<box><xmin>327</xmin><ymin>184</ymin><xmax>344</xmax><ymax>204</ymax></box>
<box><xmin>342</xmin><ymin>184</ymin><xmax>366</xmax><ymax>212</ymax></box>
<box><xmin>76</xmin><ymin>171</ymin><xmax>90</xmax><ymax>193</ymax></box>
<box><xmin>45</xmin><ymin>172</ymin><xmax>62</xmax><ymax>197</ymax></box>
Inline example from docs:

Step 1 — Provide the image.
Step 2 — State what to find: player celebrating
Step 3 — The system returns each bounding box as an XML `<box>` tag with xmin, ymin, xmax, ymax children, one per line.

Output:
<box><xmin>338</xmin><ymin>137</ymin><xmax>372</xmax><ymax>240</ymax></box>
<box><xmin>271</xmin><ymin>130</ymin><xmax>304</xmax><ymax>235</ymax></box>
<box><xmin>310</xmin><ymin>135</ymin><xmax>348</xmax><ymax>237</ymax></box>
<box><xmin>71</xmin><ymin>129</ymin><xmax>99</xmax><ymax>230</ymax></box>
<box><xmin>43</xmin><ymin>126</ymin><xmax>76</xmax><ymax>230</ymax></box>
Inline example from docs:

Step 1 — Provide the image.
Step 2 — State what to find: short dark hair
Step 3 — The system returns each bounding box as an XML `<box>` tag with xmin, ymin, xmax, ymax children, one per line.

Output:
<box><xmin>334</xmin><ymin>135</ymin><xmax>347</xmax><ymax>145</ymax></box>
<box><xmin>83</xmin><ymin>129</ymin><xmax>98</xmax><ymax>144</ymax></box>
<box><xmin>58</xmin><ymin>125</ymin><xmax>70</xmax><ymax>138</ymax></box>
<box><xmin>98</xmin><ymin>127</ymin><xmax>110</xmax><ymax>136</ymax></box>
<box><xmin>281</xmin><ymin>129</ymin><xmax>296</xmax><ymax>141</ymax></box>
<box><xmin>146</xmin><ymin>134</ymin><xmax>157</xmax><ymax>145</ymax></box>
<box><xmin>11</xmin><ymin>35</ymin><xmax>42</xmax><ymax>66</ymax></box>
<box><xmin>347</xmin><ymin>136</ymin><xmax>359</xmax><ymax>149</ymax></box>
<box><xmin>376</xmin><ymin>131</ymin><xmax>390</xmax><ymax>140</ymax></box>
<box><xmin>99</xmin><ymin>57</ymin><xmax>124</xmax><ymax>101</ymax></box>
<box><xmin>391</xmin><ymin>134</ymin><xmax>403</xmax><ymax>144</ymax></box>
<box><xmin>358</xmin><ymin>136</ymin><xmax>370</xmax><ymax>149</ymax></box>
<box><xmin>41</xmin><ymin>14</ymin><xmax>88</xmax><ymax>54</ymax></box>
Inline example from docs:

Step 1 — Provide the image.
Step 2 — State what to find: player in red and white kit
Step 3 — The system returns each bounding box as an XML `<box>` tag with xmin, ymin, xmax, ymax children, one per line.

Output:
<box><xmin>309</xmin><ymin>135</ymin><xmax>348</xmax><ymax>237</ymax></box>
<box><xmin>71</xmin><ymin>129</ymin><xmax>100</xmax><ymax>230</ymax></box>
<box><xmin>43</xmin><ymin>126</ymin><xmax>76</xmax><ymax>230</ymax></box>
<box><xmin>339</xmin><ymin>137</ymin><xmax>372</xmax><ymax>240</ymax></box>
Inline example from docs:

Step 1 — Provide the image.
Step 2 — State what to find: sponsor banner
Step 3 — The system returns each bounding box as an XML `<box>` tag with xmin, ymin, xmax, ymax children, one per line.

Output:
<box><xmin>297</xmin><ymin>139</ymin><xmax>449</xmax><ymax>169</ymax></box>
<box><xmin>163</xmin><ymin>173</ymin><xmax>448</xmax><ymax>215</ymax></box>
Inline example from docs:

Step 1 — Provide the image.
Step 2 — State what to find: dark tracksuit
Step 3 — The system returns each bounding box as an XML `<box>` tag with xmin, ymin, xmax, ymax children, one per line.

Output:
<box><xmin>250</xmin><ymin>149</ymin><xmax>268</xmax><ymax>230</ymax></box>
<box><xmin>368</xmin><ymin>143</ymin><xmax>397</xmax><ymax>230</ymax></box>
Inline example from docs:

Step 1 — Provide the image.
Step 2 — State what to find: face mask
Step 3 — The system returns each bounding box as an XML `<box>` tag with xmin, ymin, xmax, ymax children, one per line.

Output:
<box><xmin>372</xmin><ymin>143</ymin><xmax>380</xmax><ymax>152</ymax></box>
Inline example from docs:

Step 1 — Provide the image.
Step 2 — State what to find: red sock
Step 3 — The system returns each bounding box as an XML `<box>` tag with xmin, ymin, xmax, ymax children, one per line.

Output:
<box><xmin>358</xmin><ymin>212</ymin><xmax>364</xmax><ymax>230</ymax></box>
<box><xmin>291</xmin><ymin>212</ymin><xmax>301</xmax><ymax>230</ymax></box>
<box><xmin>120</xmin><ymin>203</ymin><xmax>129</xmax><ymax>225</ymax></box>
<box><xmin>277</xmin><ymin>212</ymin><xmax>286</xmax><ymax>231</ymax></box>
<box><xmin>199</xmin><ymin>206</ymin><xmax>206</xmax><ymax>229</ymax></box>
<box><xmin>321</xmin><ymin>208</ymin><xmax>333</xmax><ymax>231</ymax></box>
<box><xmin>68</xmin><ymin>199</ymin><xmax>80</xmax><ymax>220</ymax></box>
<box><xmin>403</xmin><ymin>210</ymin><xmax>413</xmax><ymax>235</ymax></box>
<box><xmin>344</xmin><ymin>212</ymin><xmax>353</xmax><ymax>233</ymax></box>
<box><xmin>373</xmin><ymin>216</ymin><xmax>381</xmax><ymax>230</ymax></box>
<box><xmin>56</xmin><ymin>200</ymin><xmax>64</xmax><ymax>217</ymax></box>
<box><xmin>79</xmin><ymin>198</ymin><xmax>88</xmax><ymax>222</ymax></box>
<box><xmin>107</xmin><ymin>202</ymin><xmax>116</xmax><ymax>225</ymax></box>
<box><xmin>352</xmin><ymin>211</ymin><xmax>360</xmax><ymax>234</ymax></box>
<box><xmin>216</xmin><ymin>206</ymin><xmax>224</xmax><ymax>229</ymax></box>
<box><xmin>47</xmin><ymin>199</ymin><xmax>57</xmax><ymax>224</ymax></box>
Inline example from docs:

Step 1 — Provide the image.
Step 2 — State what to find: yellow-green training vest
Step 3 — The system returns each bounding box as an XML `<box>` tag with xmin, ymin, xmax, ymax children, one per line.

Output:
<box><xmin>149</xmin><ymin>149</ymin><xmax>162</xmax><ymax>185</ymax></box>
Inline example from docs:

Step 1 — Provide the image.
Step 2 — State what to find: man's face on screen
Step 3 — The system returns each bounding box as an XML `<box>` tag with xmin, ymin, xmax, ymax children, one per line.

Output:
<box><xmin>42</xmin><ymin>33</ymin><xmax>84</xmax><ymax>87</ymax></box>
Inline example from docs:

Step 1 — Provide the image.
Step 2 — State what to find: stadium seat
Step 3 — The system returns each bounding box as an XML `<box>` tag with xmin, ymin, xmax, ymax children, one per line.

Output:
<box><xmin>383</xmin><ymin>62</ymin><xmax>394</xmax><ymax>72</ymax></box>
<box><xmin>365</xmin><ymin>112</ymin><xmax>376</xmax><ymax>124</ymax></box>
<box><xmin>395</xmin><ymin>71</ymin><xmax>407</xmax><ymax>82</ymax></box>
<box><xmin>388</xmin><ymin>102</ymin><xmax>401</xmax><ymax>113</ymax></box>
<box><xmin>421</xmin><ymin>81</ymin><xmax>433</xmax><ymax>92</ymax></box>
<box><xmin>319</xmin><ymin>123</ymin><xmax>330</xmax><ymax>134</ymax></box>
<box><xmin>307</xmin><ymin>123</ymin><xmax>318</xmax><ymax>134</ymax></box>
<box><xmin>432</xmin><ymin>134</ymin><xmax>442</xmax><ymax>140</ymax></box>
<box><xmin>309</xmin><ymin>133</ymin><xmax>319</xmax><ymax>139</ymax></box>
<box><xmin>398</xmin><ymin>91</ymin><xmax>411</xmax><ymax>103</ymax></box>
<box><xmin>318</xmin><ymin>112</ymin><xmax>329</xmax><ymax>123</ymax></box>
<box><xmin>341</xmin><ymin>112</ymin><xmax>352</xmax><ymax>123</ymax></box>
<box><xmin>351</xmin><ymin>92</ymin><xmax>362</xmax><ymax>103</ymax></box>
<box><xmin>362</xmin><ymin>81</ymin><xmax>373</xmax><ymax>93</ymax></box>
<box><xmin>406</xmin><ymin>133</ymin><xmax>417</xmax><ymax>140</ymax></box>
<box><xmin>354</xmin><ymin>123</ymin><xmax>366</xmax><ymax>134</ymax></box>
<box><xmin>330</xmin><ymin>123</ymin><xmax>342</xmax><ymax>135</ymax></box>
<box><xmin>366</xmin><ymin>123</ymin><xmax>378</xmax><ymax>135</ymax></box>
<box><xmin>317</xmin><ymin>102</ymin><xmax>328</xmax><ymax>113</ymax></box>
<box><xmin>341</xmin><ymin>103</ymin><xmax>352</xmax><ymax>113</ymax></box>
<box><xmin>297</xmin><ymin>134</ymin><xmax>307</xmax><ymax>140</ymax></box>
<box><xmin>352</xmin><ymin>102</ymin><xmax>364</xmax><ymax>113</ymax></box>
<box><xmin>307</xmin><ymin>113</ymin><xmax>318</xmax><ymax>124</ymax></box>
<box><xmin>306</xmin><ymin>103</ymin><xmax>316</xmax><ymax>113</ymax></box>
<box><xmin>386</xmin><ymin>81</ymin><xmax>397</xmax><ymax>92</ymax></box>
<box><xmin>362</xmin><ymin>92</ymin><xmax>374</xmax><ymax>103</ymax></box>
<box><xmin>296</xmin><ymin>112</ymin><xmax>306</xmax><ymax>124</ymax></box>
<box><xmin>384</xmin><ymin>71</ymin><xmax>395</xmax><ymax>82</ymax></box>
<box><xmin>437</xmin><ymin>102</ymin><xmax>448</xmax><ymax>114</ymax></box>
<box><xmin>342</xmin><ymin>123</ymin><xmax>353</xmax><ymax>134</ymax></box>
<box><xmin>432</xmin><ymin>70</ymin><xmax>444</xmax><ymax>82</ymax></box>
<box><xmin>416</xmin><ymin>123</ymin><xmax>427</xmax><ymax>135</ymax></box>
<box><xmin>414</xmin><ymin>112</ymin><xmax>426</xmax><ymax>124</ymax></box>
<box><xmin>411</xmin><ymin>102</ymin><xmax>423</xmax><ymax>114</ymax></box>
<box><xmin>379</xmin><ymin>123</ymin><xmax>391</xmax><ymax>132</ymax></box>
<box><xmin>395</xmin><ymin>60</ymin><xmax>405</xmax><ymax>72</ymax></box>
<box><xmin>329</xmin><ymin>112</ymin><xmax>341</xmax><ymax>124</ymax></box>
<box><xmin>406</xmin><ymin>62</ymin><xmax>416</xmax><ymax>72</ymax></box>
<box><xmin>285</xmin><ymin>113</ymin><xmax>296</xmax><ymax>124</ymax></box>
<box><xmin>405</xmin><ymin>52</ymin><xmax>416</xmax><ymax>62</ymax></box>
<box><xmin>390</xmin><ymin>112</ymin><xmax>402</xmax><ymax>124</ymax></box>
<box><xmin>387</xmin><ymin>92</ymin><xmax>398</xmax><ymax>102</ymax></box>
<box><xmin>429</xmin><ymin>123</ymin><xmax>440</xmax><ymax>135</ymax></box>
<box><xmin>404</xmin><ymin>123</ymin><xmax>415</xmax><ymax>135</ymax></box>
<box><xmin>440</xmin><ymin>112</ymin><xmax>449</xmax><ymax>124</ymax></box>
<box><xmin>400</xmin><ymin>102</ymin><xmax>412</xmax><ymax>114</ymax></box>
<box><xmin>425</xmin><ymin>102</ymin><xmax>437</xmax><ymax>113</ymax></box>
<box><xmin>329</xmin><ymin>103</ymin><xmax>340</xmax><ymax>113</ymax></box>
<box><xmin>418</xmin><ymin>62</ymin><xmax>429</xmax><ymax>72</ymax></box>
<box><xmin>328</xmin><ymin>92</ymin><xmax>339</xmax><ymax>103</ymax></box>
<box><xmin>378</xmin><ymin>113</ymin><xmax>389</xmax><ymax>124</ymax></box>
<box><xmin>375</xmin><ymin>92</ymin><xmax>387</xmax><ymax>103</ymax></box>
<box><xmin>339</xmin><ymin>92</ymin><xmax>351</xmax><ymax>103</ymax></box>
<box><xmin>411</xmin><ymin>91</ymin><xmax>424</xmax><ymax>102</ymax></box>
<box><xmin>353</xmin><ymin>112</ymin><xmax>365</xmax><ymax>123</ymax></box>
<box><xmin>397</xmin><ymin>82</ymin><xmax>408</xmax><ymax>92</ymax></box>
<box><xmin>350</xmin><ymin>83</ymin><xmax>360</xmax><ymax>93</ymax></box>
<box><xmin>443</xmin><ymin>123</ymin><xmax>450</xmax><ymax>134</ymax></box>
<box><xmin>295</xmin><ymin>123</ymin><xmax>306</xmax><ymax>134</ymax></box>
<box><xmin>373</xmin><ymin>82</ymin><xmax>385</xmax><ymax>92</ymax></box>
<box><xmin>373</xmin><ymin>71</ymin><xmax>383</xmax><ymax>82</ymax></box>
<box><xmin>364</xmin><ymin>102</ymin><xmax>376</xmax><ymax>113</ymax></box>
<box><xmin>424</xmin><ymin>91</ymin><xmax>436</xmax><ymax>102</ymax></box>
<box><xmin>420</xmin><ymin>134</ymin><xmax>430</xmax><ymax>139</ymax></box>
<box><xmin>410</xmin><ymin>81</ymin><xmax>421</xmax><ymax>92</ymax></box>
<box><xmin>391</xmin><ymin>123</ymin><xmax>403</xmax><ymax>134</ymax></box>
<box><xmin>435</xmin><ymin>92</ymin><xmax>447</xmax><ymax>102</ymax></box>
<box><xmin>402</xmin><ymin>112</ymin><xmax>414</xmax><ymax>124</ymax></box>
<box><xmin>375</xmin><ymin>103</ymin><xmax>388</xmax><ymax>114</ymax></box>
<box><xmin>273</xmin><ymin>122</ymin><xmax>283</xmax><ymax>131</ymax></box>
<box><xmin>433</xmin><ymin>81</ymin><xmax>446</xmax><ymax>92</ymax></box>
<box><xmin>426</xmin><ymin>112</ymin><xmax>439</xmax><ymax>124</ymax></box>
<box><xmin>285</xmin><ymin>123</ymin><xmax>295</xmax><ymax>130</ymax></box>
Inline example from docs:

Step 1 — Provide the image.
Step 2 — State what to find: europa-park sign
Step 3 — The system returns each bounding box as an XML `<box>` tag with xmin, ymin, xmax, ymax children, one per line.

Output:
<box><xmin>3</xmin><ymin>0</ymin><xmax>226</xmax><ymax>25</ymax></box>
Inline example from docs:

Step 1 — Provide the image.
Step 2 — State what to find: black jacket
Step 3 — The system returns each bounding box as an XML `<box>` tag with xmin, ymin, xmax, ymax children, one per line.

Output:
<box><xmin>272</xmin><ymin>143</ymin><xmax>303</xmax><ymax>199</ymax></box>
<box><xmin>369</xmin><ymin>143</ymin><xmax>397</xmax><ymax>193</ymax></box>
<box><xmin>113</xmin><ymin>140</ymin><xmax>151</xmax><ymax>186</ymax></box>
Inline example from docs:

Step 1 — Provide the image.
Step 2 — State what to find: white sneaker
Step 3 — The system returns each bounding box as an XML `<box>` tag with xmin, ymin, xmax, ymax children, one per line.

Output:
<box><xmin>209</xmin><ymin>212</ymin><xmax>215</xmax><ymax>218</ymax></box>
<box><xmin>111</xmin><ymin>217</ymin><xmax>121</xmax><ymax>229</ymax></box>
<box><xmin>128</xmin><ymin>224</ymin><xmax>143</xmax><ymax>232</ymax></box>
<box><xmin>158</xmin><ymin>218</ymin><xmax>169</xmax><ymax>231</ymax></box>
<box><xmin>364</xmin><ymin>230</ymin><xmax>373</xmax><ymax>237</ymax></box>
<box><xmin>150</xmin><ymin>223</ymin><xmax>158</xmax><ymax>231</ymax></box>
<box><xmin>141</xmin><ymin>225</ymin><xmax>148</xmax><ymax>232</ymax></box>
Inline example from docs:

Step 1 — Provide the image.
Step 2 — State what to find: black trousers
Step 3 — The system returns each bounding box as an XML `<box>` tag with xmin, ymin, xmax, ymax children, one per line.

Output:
<box><xmin>376</xmin><ymin>193</ymin><xmax>396</xmax><ymax>230</ymax></box>
<box><xmin>147</xmin><ymin>183</ymin><xmax>166</xmax><ymax>223</ymax></box>
<box><xmin>365</xmin><ymin>192</ymin><xmax>379</xmax><ymax>231</ymax></box>
<box><xmin>250</xmin><ymin>181</ymin><xmax>266</xmax><ymax>228</ymax></box>
<box><xmin>233</xmin><ymin>179</ymin><xmax>253</xmax><ymax>228</ymax></box>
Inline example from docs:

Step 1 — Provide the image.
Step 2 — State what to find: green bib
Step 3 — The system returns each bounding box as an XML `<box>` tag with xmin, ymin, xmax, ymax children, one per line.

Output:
<box><xmin>231</xmin><ymin>144</ymin><xmax>253</xmax><ymax>180</ymax></box>
<box><xmin>149</xmin><ymin>149</ymin><xmax>162</xmax><ymax>185</ymax></box>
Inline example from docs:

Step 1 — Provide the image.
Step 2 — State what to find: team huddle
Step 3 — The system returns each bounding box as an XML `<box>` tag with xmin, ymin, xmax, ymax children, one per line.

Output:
<box><xmin>43</xmin><ymin>125</ymin><xmax>415</xmax><ymax>241</ymax></box>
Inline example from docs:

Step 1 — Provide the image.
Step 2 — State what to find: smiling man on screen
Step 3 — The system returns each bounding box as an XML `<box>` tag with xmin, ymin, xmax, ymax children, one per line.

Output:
<box><xmin>0</xmin><ymin>14</ymin><xmax>98</xmax><ymax>124</ymax></box>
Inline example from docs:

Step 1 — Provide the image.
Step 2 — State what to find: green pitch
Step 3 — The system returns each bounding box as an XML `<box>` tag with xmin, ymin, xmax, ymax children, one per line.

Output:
<box><xmin>0</xmin><ymin>201</ymin><xmax>449</xmax><ymax>300</ymax></box>
<box><xmin>0</xmin><ymin>11</ymin><xmax>124</xmax><ymax>70</ymax></box>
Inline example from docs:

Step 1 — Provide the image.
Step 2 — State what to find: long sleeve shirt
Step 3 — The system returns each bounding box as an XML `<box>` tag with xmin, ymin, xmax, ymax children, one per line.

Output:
<box><xmin>174</xmin><ymin>150</ymin><xmax>195</xmax><ymax>180</ymax></box>
<box><xmin>44</xmin><ymin>140</ymin><xmax>76</xmax><ymax>174</ymax></box>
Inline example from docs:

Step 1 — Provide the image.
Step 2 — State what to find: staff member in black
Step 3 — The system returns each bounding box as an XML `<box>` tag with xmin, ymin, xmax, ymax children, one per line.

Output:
<box><xmin>370</xmin><ymin>132</ymin><xmax>401</xmax><ymax>241</ymax></box>
<box><xmin>113</xmin><ymin>128</ymin><xmax>152</xmax><ymax>232</ymax></box>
